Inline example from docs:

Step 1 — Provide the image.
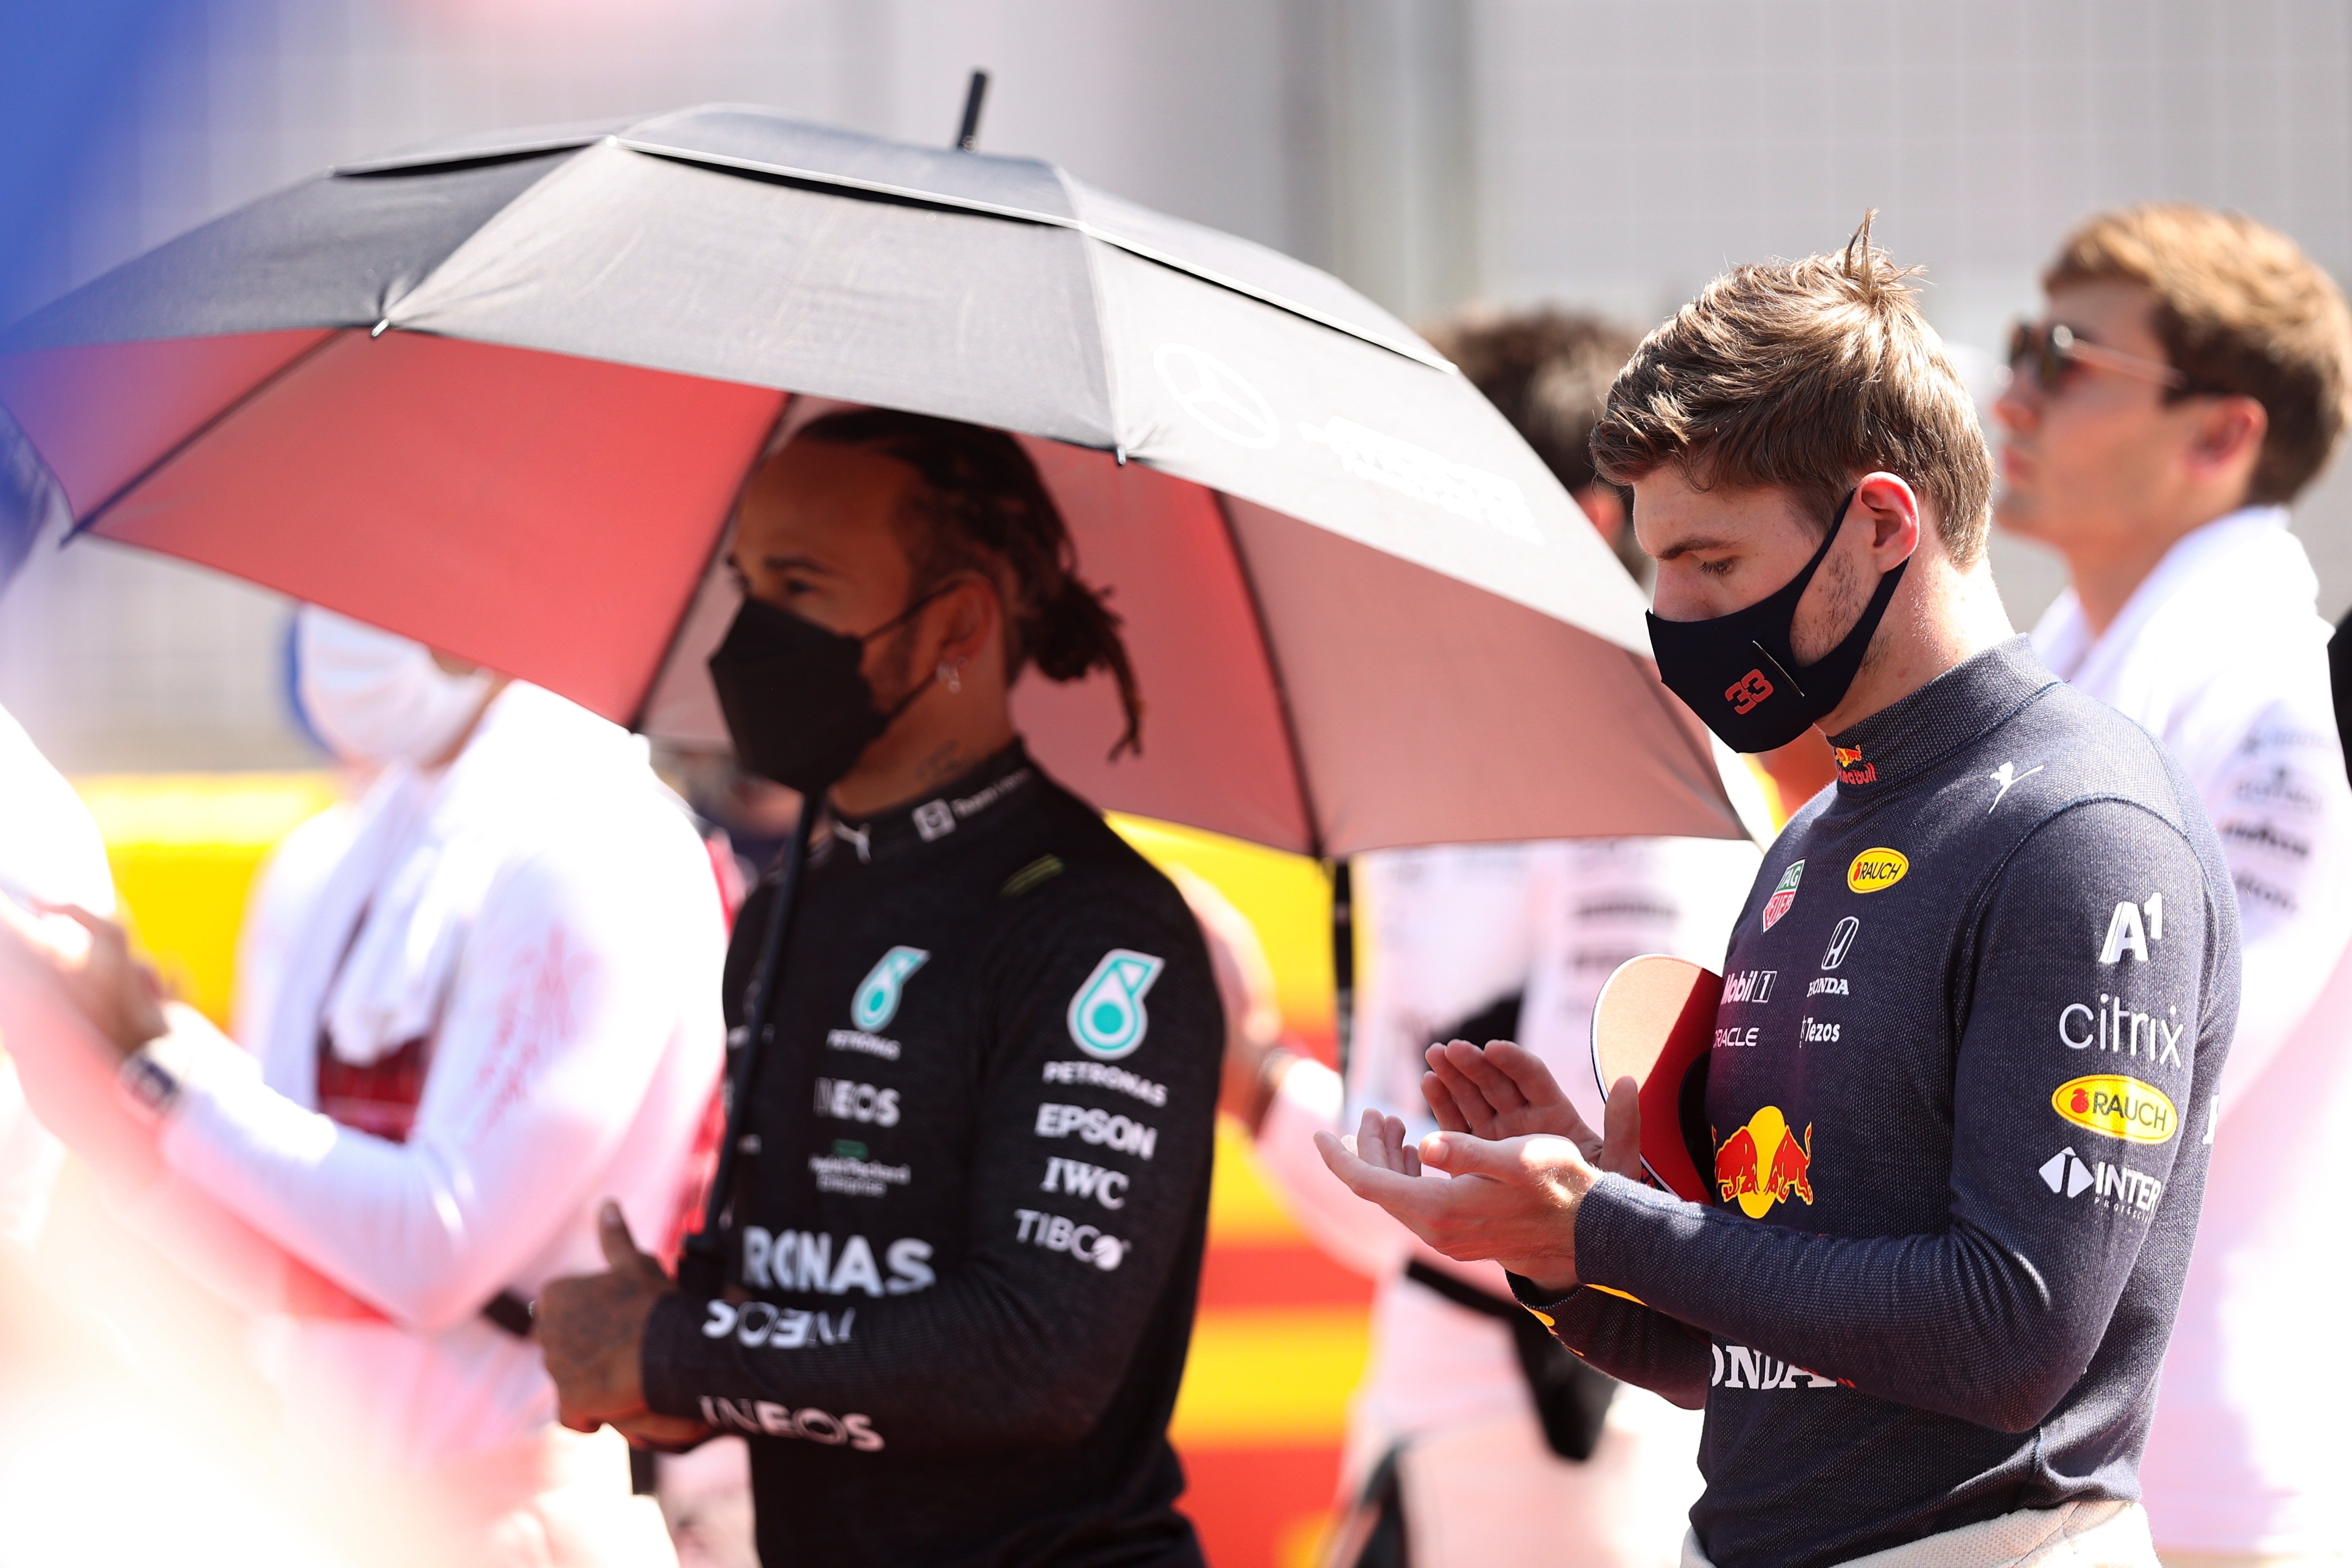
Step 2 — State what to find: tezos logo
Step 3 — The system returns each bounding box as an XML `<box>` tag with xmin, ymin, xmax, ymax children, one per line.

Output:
<box><xmin>852</xmin><ymin>946</ymin><xmax>930</xmax><ymax>1031</ymax></box>
<box><xmin>1068</xmin><ymin>949</ymin><xmax>1165</xmax><ymax>1059</ymax></box>
<box><xmin>1846</xmin><ymin>848</ymin><xmax>1908</xmax><ymax>894</ymax></box>
<box><xmin>2051</xmin><ymin>1074</ymin><xmax>2178</xmax><ymax>1144</ymax></box>
<box><xmin>1761</xmin><ymin>861</ymin><xmax>1805</xmax><ymax>931</ymax></box>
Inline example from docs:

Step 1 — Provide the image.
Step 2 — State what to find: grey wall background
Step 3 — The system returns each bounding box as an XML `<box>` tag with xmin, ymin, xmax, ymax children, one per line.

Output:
<box><xmin>5</xmin><ymin>0</ymin><xmax>2348</xmax><ymax>771</ymax></box>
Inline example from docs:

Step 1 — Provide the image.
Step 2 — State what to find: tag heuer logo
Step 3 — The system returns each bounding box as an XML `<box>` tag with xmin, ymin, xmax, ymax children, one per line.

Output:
<box><xmin>1761</xmin><ymin>860</ymin><xmax>1805</xmax><ymax>931</ymax></box>
<box><xmin>852</xmin><ymin>946</ymin><xmax>930</xmax><ymax>1032</ymax></box>
<box><xmin>1068</xmin><ymin>950</ymin><xmax>1165</xmax><ymax>1060</ymax></box>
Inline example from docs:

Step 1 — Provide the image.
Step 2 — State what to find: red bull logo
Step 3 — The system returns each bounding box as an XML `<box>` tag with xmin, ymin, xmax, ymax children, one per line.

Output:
<box><xmin>1714</xmin><ymin>1106</ymin><xmax>1815</xmax><ymax>1218</ymax></box>
<box><xmin>1833</xmin><ymin>744</ymin><xmax>1876</xmax><ymax>786</ymax></box>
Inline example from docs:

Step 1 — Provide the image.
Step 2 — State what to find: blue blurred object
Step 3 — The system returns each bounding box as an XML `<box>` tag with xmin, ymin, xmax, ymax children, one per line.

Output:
<box><xmin>0</xmin><ymin>0</ymin><xmax>198</xmax><ymax>315</ymax></box>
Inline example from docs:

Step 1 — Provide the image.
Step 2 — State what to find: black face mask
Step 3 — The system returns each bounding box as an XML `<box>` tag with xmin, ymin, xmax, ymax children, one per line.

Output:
<box><xmin>707</xmin><ymin>590</ymin><xmax>944</xmax><ymax>793</ymax></box>
<box><xmin>1644</xmin><ymin>489</ymin><xmax>1910</xmax><ymax>753</ymax></box>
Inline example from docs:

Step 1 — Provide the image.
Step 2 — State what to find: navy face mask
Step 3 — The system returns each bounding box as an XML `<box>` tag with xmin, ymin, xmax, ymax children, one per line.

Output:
<box><xmin>1643</xmin><ymin>488</ymin><xmax>1910</xmax><ymax>753</ymax></box>
<box><xmin>707</xmin><ymin>587</ymin><xmax>947</xmax><ymax>793</ymax></box>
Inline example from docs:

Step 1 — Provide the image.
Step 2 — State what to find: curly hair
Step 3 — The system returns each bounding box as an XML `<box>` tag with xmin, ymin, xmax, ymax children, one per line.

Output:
<box><xmin>796</xmin><ymin>409</ymin><xmax>1143</xmax><ymax>757</ymax></box>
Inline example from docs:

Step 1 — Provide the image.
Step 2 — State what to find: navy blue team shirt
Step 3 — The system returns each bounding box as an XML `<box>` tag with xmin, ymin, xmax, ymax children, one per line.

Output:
<box><xmin>1518</xmin><ymin>638</ymin><xmax>2241</xmax><ymax>1568</ymax></box>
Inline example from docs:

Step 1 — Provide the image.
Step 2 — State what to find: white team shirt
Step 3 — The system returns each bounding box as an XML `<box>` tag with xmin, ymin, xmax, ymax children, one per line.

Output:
<box><xmin>0</xmin><ymin>701</ymin><xmax>115</xmax><ymax>1247</ymax></box>
<box><xmin>2032</xmin><ymin>506</ymin><xmax>2352</xmax><ymax>1555</ymax></box>
<box><xmin>137</xmin><ymin>685</ymin><xmax>727</xmax><ymax>1475</ymax></box>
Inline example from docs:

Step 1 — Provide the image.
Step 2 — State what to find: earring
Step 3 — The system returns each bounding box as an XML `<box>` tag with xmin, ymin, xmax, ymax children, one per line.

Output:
<box><xmin>938</xmin><ymin>661</ymin><xmax>963</xmax><ymax>695</ymax></box>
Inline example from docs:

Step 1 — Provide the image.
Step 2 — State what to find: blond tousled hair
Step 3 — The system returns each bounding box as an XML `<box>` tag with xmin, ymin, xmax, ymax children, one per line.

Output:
<box><xmin>2045</xmin><ymin>203</ymin><xmax>2352</xmax><ymax>506</ymax></box>
<box><xmin>1592</xmin><ymin>217</ymin><xmax>1994</xmax><ymax>566</ymax></box>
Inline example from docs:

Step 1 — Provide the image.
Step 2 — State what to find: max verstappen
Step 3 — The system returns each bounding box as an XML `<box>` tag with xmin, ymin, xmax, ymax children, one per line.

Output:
<box><xmin>1318</xmin><ymin>224</ymin><xmax>2242</xmax><ymax>1568</ymax></box>
<box><xmin>538</xmin><ymin>411</ymin><xmax>1221</xmax><ymax>1567</ymax></box>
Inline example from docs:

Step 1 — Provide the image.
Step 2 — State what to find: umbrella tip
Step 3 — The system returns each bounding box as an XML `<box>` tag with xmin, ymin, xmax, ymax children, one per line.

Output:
<box><xmin>955</xmin><ymin>69</ymin><xmax>989</xmax><ymax>152</ymax></box>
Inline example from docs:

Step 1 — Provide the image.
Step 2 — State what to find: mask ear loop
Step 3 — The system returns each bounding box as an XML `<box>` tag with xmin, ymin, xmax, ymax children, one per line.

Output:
<box><xmin>1741</xmin><ymin>487</ymin><xmax>1859</xmax><ymax>701</ymax></box>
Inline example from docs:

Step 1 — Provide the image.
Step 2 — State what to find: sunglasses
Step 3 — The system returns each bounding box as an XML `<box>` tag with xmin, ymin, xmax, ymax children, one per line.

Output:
<box><xmin>2007</xmin><ymin>321</ymin><xmax>2188</xmax><ymax>394</ymax></box>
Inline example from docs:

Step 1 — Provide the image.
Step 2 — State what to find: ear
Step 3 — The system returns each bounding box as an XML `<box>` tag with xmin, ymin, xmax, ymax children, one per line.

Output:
<box><xmin>1850</xmin><ymin>472</ymin><xmax>1924</xmax><ymax>569</ymax></box>
<box><xmin>932</xmin><ymin>574</ymin><xmax>1005</xmax><ymax>671</ymax></box>
<box><xmin>2185</xmin><ymin>395</ymin><xmax>2267</xmax><ymax>485</ymax></box>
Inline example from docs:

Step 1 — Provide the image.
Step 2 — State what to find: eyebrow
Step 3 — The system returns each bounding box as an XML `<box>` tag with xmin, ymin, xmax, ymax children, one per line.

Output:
<box><xmin>1649</xmin><ymin>533</ymin><xmax>1741</xmax><ymax>561</ymax></box>
<box><xmin>751</xmin><ymin>552</ymin><xmax>842</xmax><ymax>576</ymax></box>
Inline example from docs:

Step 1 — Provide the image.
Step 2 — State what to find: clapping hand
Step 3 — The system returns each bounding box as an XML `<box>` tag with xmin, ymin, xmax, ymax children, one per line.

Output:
<box><xmin>1311</xmin><ymin>1038</ymin><xmax>1648</xmax><ymax>1295</ymax></box>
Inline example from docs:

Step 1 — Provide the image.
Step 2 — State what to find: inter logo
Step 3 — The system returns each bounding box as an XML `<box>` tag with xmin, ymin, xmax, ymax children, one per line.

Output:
<box><xmin>1068</xmin><ymin>950</ymin><xmax>1165</xmax><ymax>1060</ymax></box>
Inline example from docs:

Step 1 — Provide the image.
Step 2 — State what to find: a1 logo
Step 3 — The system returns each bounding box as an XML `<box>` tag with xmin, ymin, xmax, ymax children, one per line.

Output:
<box><xmin>852</xmin><ymin>946</ymin><xmax>930</xmax><ymax>1031</ymax></box>
<box><xmin>1067</xmin><ymin>950</ymin><xmax>1165</xmax><ymax>1060</ymax></box>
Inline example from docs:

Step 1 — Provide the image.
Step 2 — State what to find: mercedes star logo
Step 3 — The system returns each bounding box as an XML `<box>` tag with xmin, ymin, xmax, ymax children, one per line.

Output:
<box><xmin>1153</xmin><ymin>343</ymin><xmax>1280</xmax><ymax>449</ymax></box>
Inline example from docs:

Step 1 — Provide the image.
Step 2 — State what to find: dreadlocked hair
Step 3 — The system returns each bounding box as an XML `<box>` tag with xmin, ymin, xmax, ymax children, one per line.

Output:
<box><xmin>796</xmin><ymin>409</ymin><xmax>1144</xmax><ymax>758</ymax></box>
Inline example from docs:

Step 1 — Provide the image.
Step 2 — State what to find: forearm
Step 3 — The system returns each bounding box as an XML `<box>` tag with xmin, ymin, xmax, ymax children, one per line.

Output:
<box><xmin>156</xmin><ymin>1006</ymin><xmax>654</xmax><ymax>1329</ymax></box>
<box><xmin>1575</xmin><ymin>1176</ymin><xmax>2083</xmax><ymax>1432</ymax></box>
<box><xmin>1510</xmin><ymin>1271</ymin><xmax>1711</xmax><ymax>1408</ymax></box>
<box><xmin>1252</xmin><ymin>1059</ymin><xmax>1408</xmax><ymax>1278</ymax></box>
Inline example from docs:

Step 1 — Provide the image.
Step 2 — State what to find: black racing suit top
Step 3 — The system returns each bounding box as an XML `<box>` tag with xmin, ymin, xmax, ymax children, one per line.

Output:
<box><xmin>1515</xmin><ymin>639</ymin><xmax>2241</xmax><ymax>1568</ymax></box>
<box><xmin>641</xmin><ymin>742</ymin><xmax>1222</xmax><ymax>1568</ymax></box>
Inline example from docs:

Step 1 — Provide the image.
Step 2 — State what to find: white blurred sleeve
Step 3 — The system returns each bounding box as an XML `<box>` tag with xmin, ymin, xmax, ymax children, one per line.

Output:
<box><xmin>2197</xmin><ymin>699</ymin><xmax>2352</xmax><ymax>1118</ymax></box>
<box><xmin>156</xmin><ymin>837</ymin><xmax>721</xmax><ymax>1330</ymax></box>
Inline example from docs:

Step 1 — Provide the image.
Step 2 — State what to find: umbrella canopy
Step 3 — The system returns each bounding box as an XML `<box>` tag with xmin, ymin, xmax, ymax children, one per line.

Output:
<box><xmin>0</xmin><ymin>105</ymin><xmax>1737</xmax><ymax>856</ymax></box>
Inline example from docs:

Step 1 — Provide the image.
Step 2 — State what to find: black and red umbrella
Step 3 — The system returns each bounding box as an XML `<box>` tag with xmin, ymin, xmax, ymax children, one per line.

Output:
<box><xmin>0</xmin><ymin>105</ymin><xmax>1740</xmax><ymax>855</ymax></box>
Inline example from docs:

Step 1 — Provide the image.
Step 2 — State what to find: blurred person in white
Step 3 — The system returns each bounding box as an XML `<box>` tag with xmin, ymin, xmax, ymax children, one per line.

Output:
<box><xmin>0</xmin><ymin>420</ymin><xmax>114</xmax><ymax>1252</ymax></box>
<box><xmin>1995</xmin><ymin>204</ymin><xmax>2352</xmax><ymax>1568</ymax></box>
<box><xmin>0</xmin><ymin>603</ymin><xmax>727</xmax><ymax>1568</ymax></box>
<box><xmin>1220</xmin><ymin>309</ymin><xmax>1762</xmax><ymax>1568</ymax></box>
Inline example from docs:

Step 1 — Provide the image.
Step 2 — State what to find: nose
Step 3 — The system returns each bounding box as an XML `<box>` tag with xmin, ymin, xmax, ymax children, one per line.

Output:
<box><xmin>1992</xmin><ymin>369</ymin><xmax>2039</xmax><ymax>437</ymax></box>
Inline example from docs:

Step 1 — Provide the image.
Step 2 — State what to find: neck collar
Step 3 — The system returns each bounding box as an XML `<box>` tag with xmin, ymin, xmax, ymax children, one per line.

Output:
<box><xmin>1825</xmin><ymin>638</ymin><xmax>2056</xmax><ymax>795</ymax></box>
<box><xmin>821</xmin><ymin>741</ymin><xmax>1037</xmax><ymax>865</ymax></box>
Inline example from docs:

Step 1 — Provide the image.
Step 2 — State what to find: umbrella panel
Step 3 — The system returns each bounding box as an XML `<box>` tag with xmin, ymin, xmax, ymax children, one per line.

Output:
<box><xmin>1225</xmin><ymin>497</ymin><xmax>1734</xmax><ymax>852</ymax></box>
<box><xmin>0</xmin><ymin>329</ymin><xmax>329</xmax><ymax>518</ymax></box>
<box><xmin>75</xmin><ymin>331</ymin><xmax>783</xmax><ymax>723</ymax></box>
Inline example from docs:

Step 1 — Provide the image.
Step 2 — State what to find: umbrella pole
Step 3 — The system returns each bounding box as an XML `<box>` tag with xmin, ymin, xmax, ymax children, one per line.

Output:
<box><xmin>1330</xmin><ymin>857</ymin><xmax>1355</xmax><ymax>1087</ymax></box>
<box><xmin>678</xmin><ymin>789</ymin><xmax>821</xmax><ymax>1297</ymax></box>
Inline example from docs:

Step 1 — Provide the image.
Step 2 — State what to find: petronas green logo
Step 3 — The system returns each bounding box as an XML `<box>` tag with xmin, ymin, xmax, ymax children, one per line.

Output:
<box><xmin>1067</xmin><ymin>949</ymin><xmax>1165</xmax><ymax>1060</ymax></box>
<box><xmin>852</xmin><ymin>946</ymin><xmax>930</xmax><ymax>1031</ymax></box>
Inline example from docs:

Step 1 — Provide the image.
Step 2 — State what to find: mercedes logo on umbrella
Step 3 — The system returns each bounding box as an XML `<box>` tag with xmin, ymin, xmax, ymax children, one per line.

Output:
<box><xmin>1154</xmin><ymin>342</ymin><xmax>1280</xmax><ymax>449</ymax></box>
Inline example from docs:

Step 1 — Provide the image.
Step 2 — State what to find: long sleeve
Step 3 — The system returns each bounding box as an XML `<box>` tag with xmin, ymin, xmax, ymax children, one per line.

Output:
<box><xmin>2191</xmin><ymin>696</ymin><xmax>2352</xmax><ymax>1117</ymax></box>
<box><xmin>641</xmin><ymin>877</ymin><xmax>1221</xmax><ymax>1455</ymax></box>
<box><xmin>155</xmin><ymin>836</ymin><xmax>723</xmax><ymax>1330</ymax></box>
<box><xmin>1511</xmin><ymin>1272</ymin><xmax>1713</xmax><ymax>1408</ymax></box>
<box><xmin>1552</xmin><ymin>801</ymin><xmax>2222</xmax><ymax>1434</ymax></box>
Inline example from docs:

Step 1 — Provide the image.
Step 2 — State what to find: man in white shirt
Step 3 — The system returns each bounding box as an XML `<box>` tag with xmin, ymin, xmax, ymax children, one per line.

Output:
<box><xmin>1220</xmin><ymin>310</ymin><xmax>1761</xmax><ymax>1568</ymax></box>
<box><xmin>1994</xmin><ymin>202</ymin><xmax>2352</xmax><ymax>1568</ymax></box>
<box><xmin>1</xmin><ymin>608</ymin><xmax>727</xmax><ymax>1567</ymax></box>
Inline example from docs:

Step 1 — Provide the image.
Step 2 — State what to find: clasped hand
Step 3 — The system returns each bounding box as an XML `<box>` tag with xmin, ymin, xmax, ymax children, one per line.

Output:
<box><xmin>1312</xmin><ymin>1038</ymin><xmax>1647</xmax><ymax>1296</ymax></box>
<box><xmin>0</xmin><ymin>896</ymin><xmax>169</xmax><ymax>1057</ymax></box>
<box><xmin>536</xmin><ymin>1202</ymin><xmax>712</xmax><ymax>1451</ymax></box>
